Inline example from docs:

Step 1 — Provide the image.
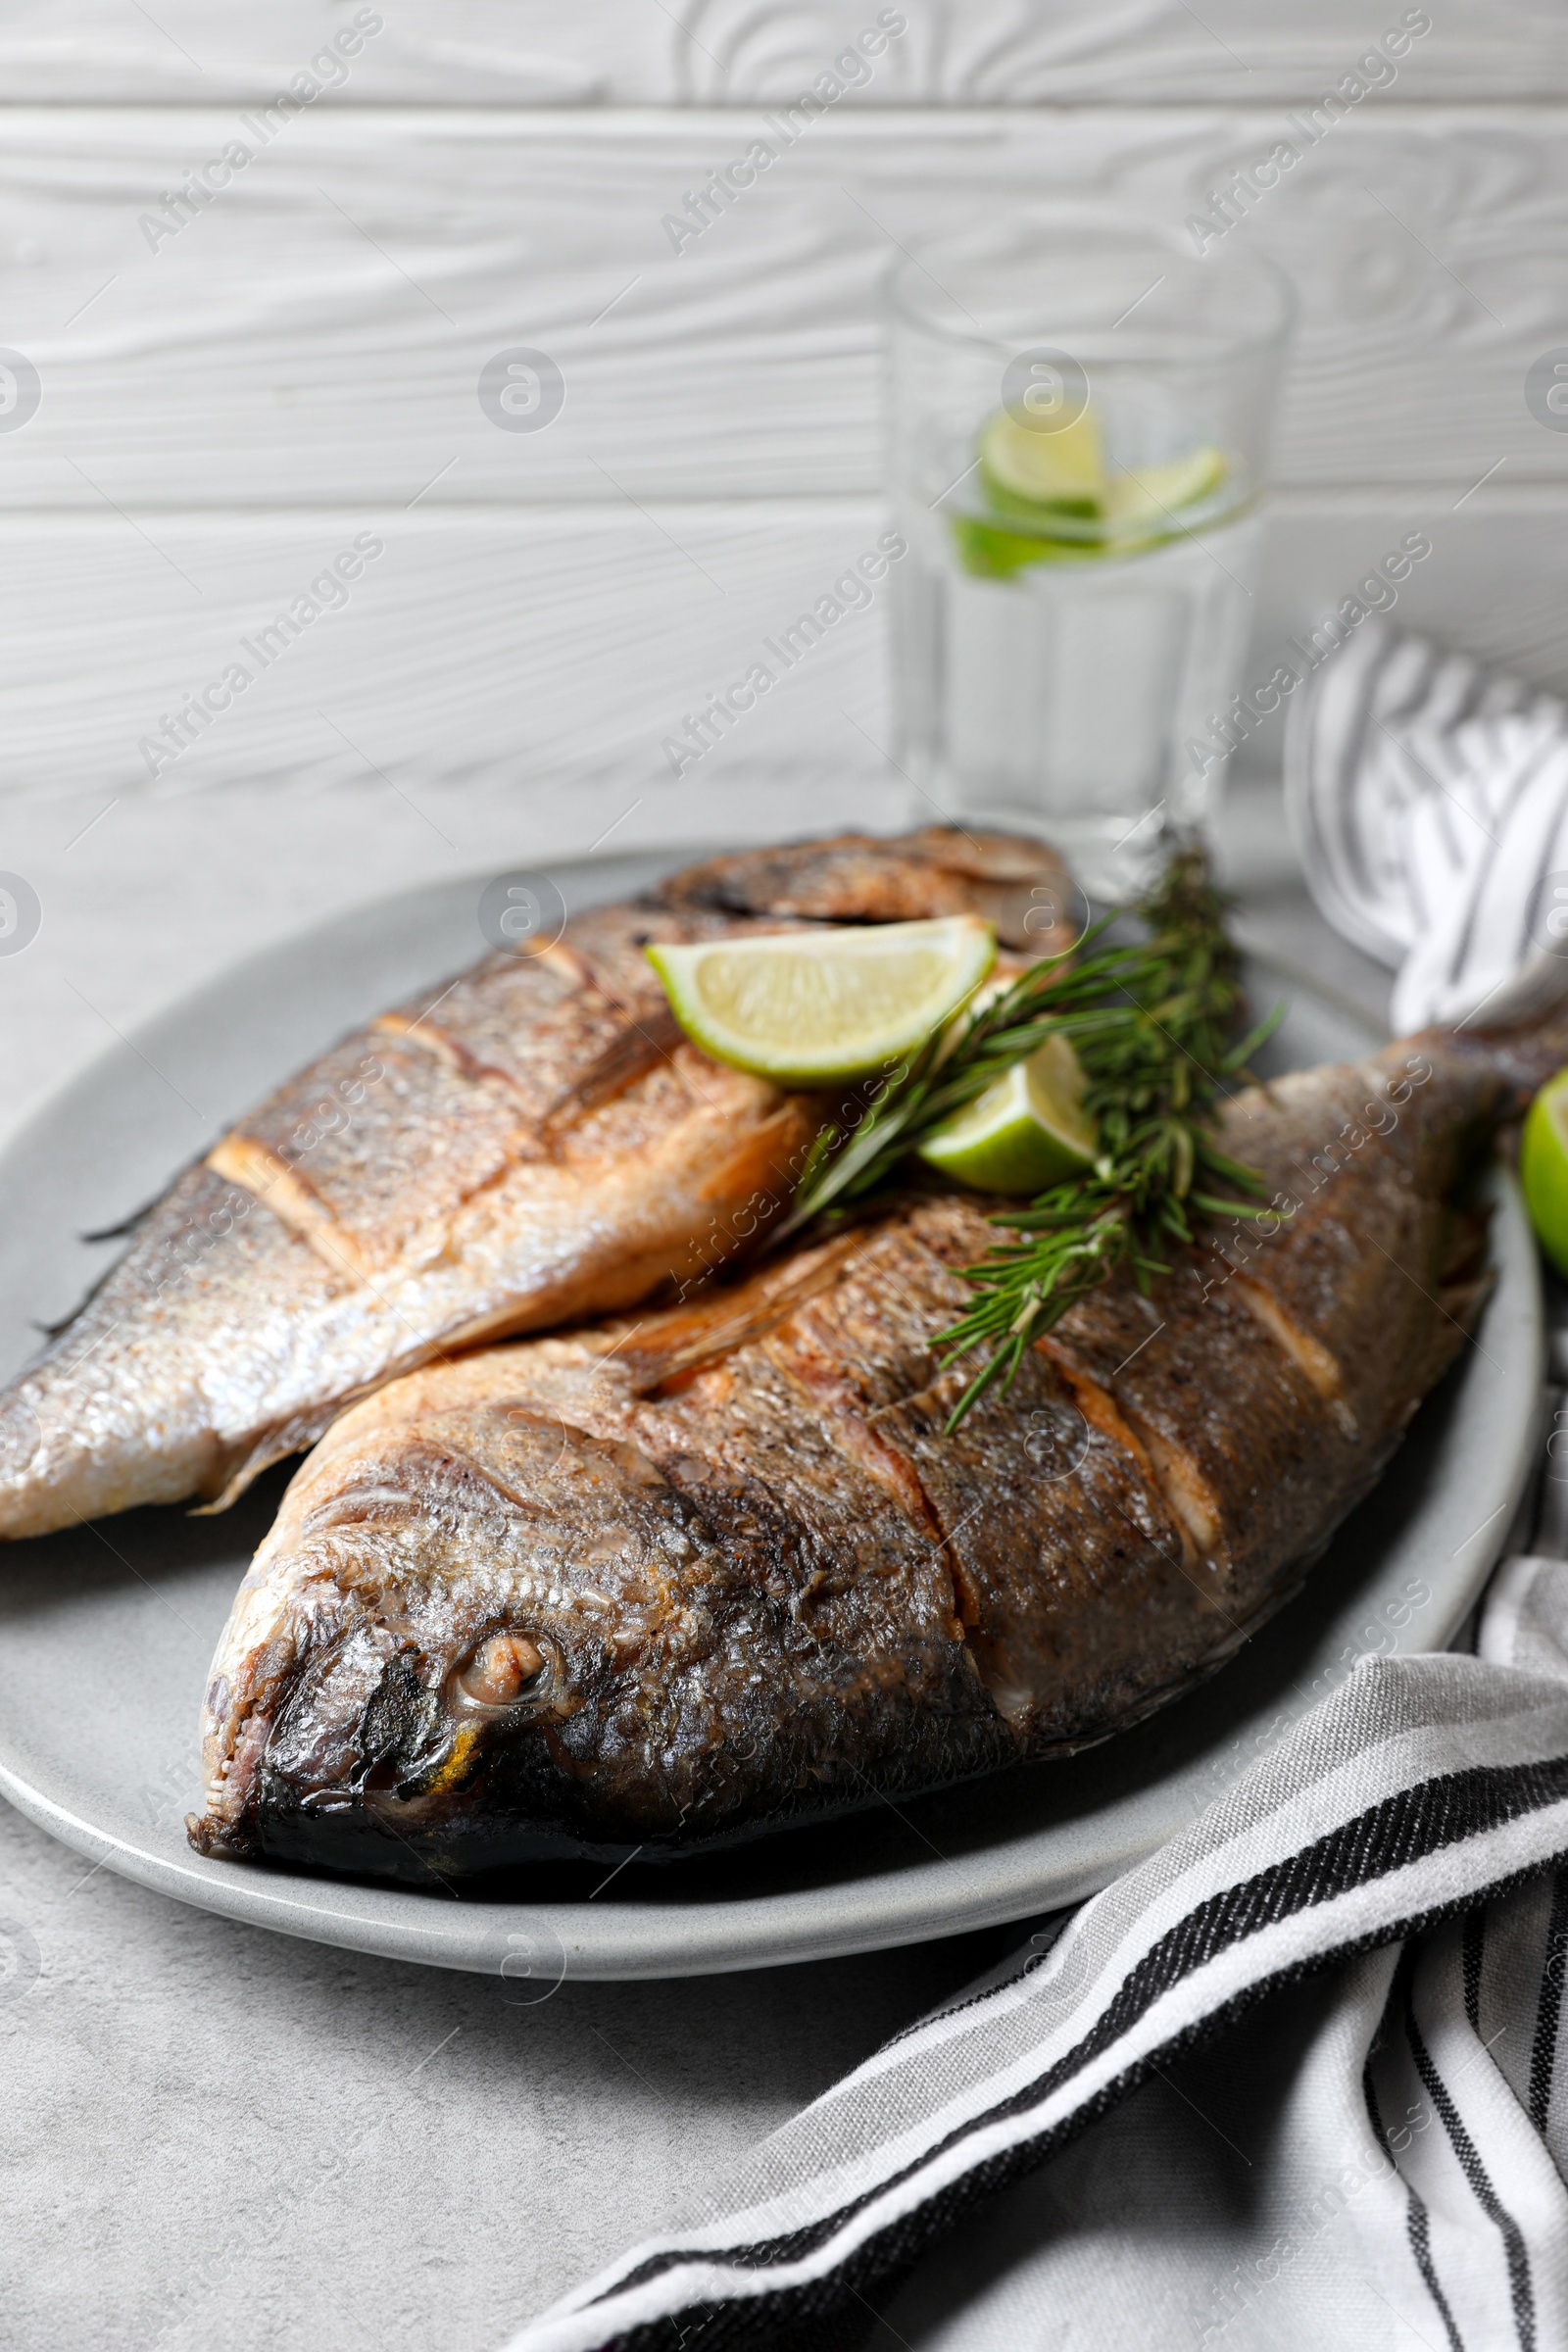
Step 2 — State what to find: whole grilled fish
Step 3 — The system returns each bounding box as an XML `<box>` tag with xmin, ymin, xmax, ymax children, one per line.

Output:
<box><xmin>190</xmin><ymin>1011</ymin><xmax>1543</xmax><ymax>1878</ymax></box>
<box><xmin>0</xmin><ymin>828</ymin><xmax>1070</xmax><ymax>1541</ymax></box>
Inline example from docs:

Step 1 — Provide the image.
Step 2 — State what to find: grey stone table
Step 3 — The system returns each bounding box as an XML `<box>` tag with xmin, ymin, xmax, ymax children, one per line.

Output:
<box><xmin>0</xmin><ymin>777</ymin><xmax>1390</xmax><ymax>2350</ymax></box>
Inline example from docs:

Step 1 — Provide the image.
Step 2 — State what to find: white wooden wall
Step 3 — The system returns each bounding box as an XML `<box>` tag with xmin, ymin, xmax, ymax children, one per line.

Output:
<box><xmin>2</xmin><ymin>3</ymin><xmax>1566</xmax><ymax>807</ymax></box>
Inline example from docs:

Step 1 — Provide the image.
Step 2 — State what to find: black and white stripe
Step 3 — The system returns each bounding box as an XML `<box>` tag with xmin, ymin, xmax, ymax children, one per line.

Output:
<box><xmin>505</xmin><ymin>1540</ymin><xmax>1568</xmax><ymax>2352</ymax></box>
<box><xmin>1283</xmin><ymin>621</ymin><xmax>1568</xmax><ymax>1035</ymax></box>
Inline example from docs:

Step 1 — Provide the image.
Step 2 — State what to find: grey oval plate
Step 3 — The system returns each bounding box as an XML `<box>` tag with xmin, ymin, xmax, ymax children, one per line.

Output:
<box><xmin>0</xmin><ymin>852</ymin><xmax>1544</xmax><ymax>1981</ymax></box>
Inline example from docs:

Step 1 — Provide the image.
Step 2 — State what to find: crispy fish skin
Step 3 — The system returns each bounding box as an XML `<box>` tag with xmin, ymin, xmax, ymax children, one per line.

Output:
<box><xmin>191</xmin><ymin>1022</ymin><xmax>1527</xmax><ymax>1878</ymax></box>
<box><xmin>0</xmin><ymin>829</ymin><xmax>1070</xmax><ymax>1542</ymax></box>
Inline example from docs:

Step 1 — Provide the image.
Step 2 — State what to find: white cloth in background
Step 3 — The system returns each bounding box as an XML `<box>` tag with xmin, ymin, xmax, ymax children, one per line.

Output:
<box><xmin>1285</xmin><ymin>621</ymin><xmax>1568</xmax><ymax>1036</ymax></box>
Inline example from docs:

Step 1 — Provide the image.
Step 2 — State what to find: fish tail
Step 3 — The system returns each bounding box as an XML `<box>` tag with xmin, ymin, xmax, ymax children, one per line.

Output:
<box><xmin>1432</xmin><ymin>961</ymin><xmax>1568</xmax><ymax>1105</ymax></box>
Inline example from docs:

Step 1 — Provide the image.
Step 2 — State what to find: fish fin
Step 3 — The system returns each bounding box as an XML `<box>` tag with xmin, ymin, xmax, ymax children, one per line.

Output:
<box><xmin>618</xmin><ymin>1232</ymin><xmax>870</xmax><ymax>1395</ymax></box>
<box><xmin>692</xmin><ymin>1102</ymin><xmax>822</xmax><ymax>1211</ymax></box>
<box><xmin>191</xmin><ymin>1407</ymin><xmax>342</xmax><ymax>1514</ymax></box>
<box><xmin>1438</xmin><ymin>975</ymin><xmax>1568</xmax><ymax>1102</ymax></box>
<box><xmin>80</xmin><ymin>1187</ymin><xmax>173</xmax><ymax>1244</ymax></box>
<box><xmin>31</xmin><ymin>1229</ymin><xmax>155</xmax><ymax>1342</ymax></box>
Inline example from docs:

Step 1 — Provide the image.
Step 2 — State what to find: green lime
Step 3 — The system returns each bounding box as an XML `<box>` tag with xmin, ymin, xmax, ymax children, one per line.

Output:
<box><xmin>959</xmin><ymin>421</ymin><xmax>1230</xmax><ymax>579</ymax></box>
<box><xmin>917</xmin><ymin>1032</ymin><xmax>1097</xmax><ymax>1195</ymax></box>
<box><xmin>951</xmin><ymin>514</ymin><xmax>1104</xmax><ymax>581</ymax></box>
<box><xmin>1102</xmin><ymin>445</ymin><xmax>1229</xmax><ymax>540</ymax></box>
<box><xmin>978</xmin><ymin>406</ymin><xmax>1104</xmax><ymax>522</ymax></box>
<box><xmin>645</xmin><ymin>915</ymin><xmax>997</xmax><ymax>1089</ymax></box>
<box><xmin>1522</xmin><ymin>1069</ymin><xmax>1568</xmax><ymax>1276</ymax></box>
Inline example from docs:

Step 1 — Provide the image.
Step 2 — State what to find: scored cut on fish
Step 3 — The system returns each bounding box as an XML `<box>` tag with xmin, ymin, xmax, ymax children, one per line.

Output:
<box><xmin>0</xmin><ymin>828</ymin><xmax>1072</xmax><ymax>1542</ymax></box>
<box><xmin>190</xmin><ymin>1010</ymin><xmax>1546</xmax><ymax>1880</ymax></box>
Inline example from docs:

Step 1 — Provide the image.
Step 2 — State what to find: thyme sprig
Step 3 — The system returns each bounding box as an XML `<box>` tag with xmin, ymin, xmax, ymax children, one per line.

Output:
<box><xmin>779</xmin><ymin>852</ymin><xmax>1281</xmax><ymax>1428</ymax></box>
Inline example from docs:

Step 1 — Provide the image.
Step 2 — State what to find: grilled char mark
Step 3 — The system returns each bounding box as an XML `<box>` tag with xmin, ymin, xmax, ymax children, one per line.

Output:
<box><xmin>1209</xmin><ymin>1044</ymin><xmax>1499</xmax><ymax>1440</ymax></box>
<box><xmin>198</xmin><ymin>877</ymin><xmax>907</xmax><ymax>1296</ymax></box>
<box><xmin>761</xmin><ymin>1207</ymin><xmax>1218</xmax><ymax>1741</ymax></box>
<box><xmin>612</xmin><ymin>1164</ymin><xmax>1469</xmax><ymax>1752</ymax></box>
<box><xmin>537</xmin><ymin>1001</ymin><xmax>687</xmax><ymax>1144</ymax></box>
<box><xmin>206</xmin><ymin>1135</ymin><xmax>371</xmax><ymax>1284</ymax></box>
<box><xmin>377</xmin><ymin>977</ymin><xmax>690</xmax><ymax>1150</ymax></box>
<box><xmin>589</xmin><ymin>1200</ymin><xmax>1248</xmax><ymax>1748</ymax></box>
<box><xmin>194</xmin><ymin>1102</ymin><xmax>828</xmax><ymax>1519</ymax></box>
<box><xmin>200</xmin><ymin>1019</ymin><xmax>540</xmax><ymax>1288</ymax></box>
<box><xmin>1047</xmin><ymin>1268</ymin><xmax>1356</xmax><ymax>1595</ymax></box>
<box><xmin>198</xmin><ymin>909</ymin><xmax>679</xmax><ymax>1281</ymax></box>
<box><xmin>198</xmin><ymin>966</ymin><xmax>782</xmax><ymax>1298</ymax></box>
<box><xmin>1226</xmin><ymin>1273</ymin><xmax>1351</xmax><ymax>1428</ymax></box>
<box><xmin>368</xmin><ymin>1009</ymin><xmax>522</xmax><ymax>1092</ymax></box>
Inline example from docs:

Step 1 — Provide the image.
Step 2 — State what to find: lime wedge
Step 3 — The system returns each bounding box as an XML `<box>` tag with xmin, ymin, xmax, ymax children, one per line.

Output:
<box><xmin>917</xmin><ymin>1032</ymin><xmax>1097</xmax><ymax>1195</ymax></box>
<box><xmin>978</xmin><ymin>406</ymin><xmax>1103</xmax><ymax>522</ymax></box>
<box><xmin>1522</xmin><ymin>1069</ymin><xmax>1568</xmax><ymax>1276</ymax></box>
<box><xmin>1102</xmin><ymin>445</ymin><xmax>1228</xmax><ymax>534</ymax></box>
<box><xmin>646</xmin><ymin>916</ymin><xmax>997</xmax><ymax>1088</ymax></box>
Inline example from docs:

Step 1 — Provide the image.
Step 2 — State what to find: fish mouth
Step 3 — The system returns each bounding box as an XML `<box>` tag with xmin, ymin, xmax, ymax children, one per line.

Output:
<box><xmin>192</xmin><ymin>1612</ymin><xmax>612</xmax><ymax>1884</ymax></box>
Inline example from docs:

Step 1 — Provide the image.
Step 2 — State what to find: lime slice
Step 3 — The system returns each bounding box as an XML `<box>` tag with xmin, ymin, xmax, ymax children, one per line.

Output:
<box><xmin>917</xmin><ymin>1032</ymin><xmax>1097</xmax><ymax>1195</ymax></box>
<box><xmin>1102</xmin><ymin>445</ymin><xmax>1228</xmax><ymax>534</ymax></box>
<box><xmin>978</xmin><ymin>406</ymin><xmax>1103</xmax><ymax>522</ymax></box>
<box><xmin>1522</xmin><ymin>1069</ymin><xmax>1568</xmax><ymax>1276</ymax></box>
<box><xmin>951</xmin><ymin>514</ymin><xmax>1105</xmax><ymax>581</ymax></box>
<box><xmin>962</xmin><ymin>422</ymin><xmax>1227</xmax><ymax>579</ymax></box>
<box><xmin>646</xmin><ymin>916</ymin><xmax>997</xmax><ymax>1088</ymax></box>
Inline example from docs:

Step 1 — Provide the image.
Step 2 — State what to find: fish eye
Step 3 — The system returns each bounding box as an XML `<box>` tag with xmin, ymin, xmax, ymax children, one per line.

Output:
<box><xmin>453</xmin><ymin>1630</ymin><xmax>548</xmax><ymax>1711</ymax></box>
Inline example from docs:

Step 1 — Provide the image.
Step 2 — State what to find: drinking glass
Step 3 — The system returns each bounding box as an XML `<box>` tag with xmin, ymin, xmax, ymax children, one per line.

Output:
<box><xmin>887</xmin><ymin>223</ymin><xmax>1293</xmax><ymax>898</ymax></box>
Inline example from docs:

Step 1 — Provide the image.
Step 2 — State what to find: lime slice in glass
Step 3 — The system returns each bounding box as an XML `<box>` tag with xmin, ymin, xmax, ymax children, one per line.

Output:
<box><xmin>917</xmin><ymin>1032</ymin><xmax>1097</xmax><ymax>1195</ymax></box>
<box><xmin>1102</xmin><ymin>445</ymin><xmax>1229</xmax><ymax>536</ymax></box>
<box><xmin>1522</xmin><ymin>1069</ymin><xmax>1568</xmax><ymax>1276</ymax></box>
<box><xmin>951</xmin><ymin>515</ymin><xmax>1105</xmax><ymax>580</ymax></box>
<box><xmin>959</xmin><ymin>421</ymin><xmax>1228</xmax><ymax>579</ymax></box>
<box><xmin>978</xmin><ymin>406</ymin><xmax>1104</xmax><ymax>521</ymax></box>
<box><xmin>645</xmin><ymin>915</ymin><xmax>997</xmax><ymax>1088</ymax></box>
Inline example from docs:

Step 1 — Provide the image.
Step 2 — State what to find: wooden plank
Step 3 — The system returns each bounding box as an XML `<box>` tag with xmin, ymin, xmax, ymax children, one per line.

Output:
<box><xmin>0</xmin><ymin>3</ymin><xmax>1560</xmax><ymax>105</ymax></box>
<box><xmin>0</xmin><ymin>501</ymin><xmax>899</xmax><ymax>799</ymax></box>
<box><xmin>0</xmin><ymin>490</ymin><xmax>1560</xmax><ymax>801</ymax></box>
<box><xmin>0</xmin><ymin>107</ymin><xmax>1562</xmax><ymax>509</ymax></box>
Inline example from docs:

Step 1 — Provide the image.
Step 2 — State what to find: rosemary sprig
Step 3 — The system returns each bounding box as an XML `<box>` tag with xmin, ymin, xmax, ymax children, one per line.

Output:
<box><xmin>779</xmin><ymin>851</ymin><xmax>1281</xmax><ymax>1428</ymax></box>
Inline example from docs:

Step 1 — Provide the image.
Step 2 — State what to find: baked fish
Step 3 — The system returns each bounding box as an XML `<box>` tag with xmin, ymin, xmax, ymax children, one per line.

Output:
<box><xmin>0</xmin><ymin>828</ymin><xmax>1070</xmax><ymax>1542</ymax></box>
<box><xmin>190</xmin><ymin>1013</ymin><xmax>1540</xmax><ymax>1878</ymax></box>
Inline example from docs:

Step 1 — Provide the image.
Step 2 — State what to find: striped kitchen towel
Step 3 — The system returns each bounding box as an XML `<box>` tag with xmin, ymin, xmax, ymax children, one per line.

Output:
<box><xmin>503</xmin><ymin>1452</ymin><xmax>1568</xmax><ymax>2351</ymax></box>
<box><xmin>1284</xmin><ymin>621</ymin><xmax>1568</xmax><ymax>1036</ymax></box>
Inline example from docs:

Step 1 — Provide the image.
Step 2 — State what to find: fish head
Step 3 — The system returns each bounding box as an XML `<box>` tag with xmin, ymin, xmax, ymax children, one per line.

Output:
<box><xmin>192</xmin><ymin>1394</ymin><xmax>727</xmax><ymax>1880</ymax></box>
